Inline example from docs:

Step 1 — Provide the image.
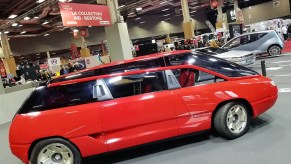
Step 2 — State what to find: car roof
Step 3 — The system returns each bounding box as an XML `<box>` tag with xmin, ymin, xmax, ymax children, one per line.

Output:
<box><xmin>239</xmin><ymin>30</ymin><xmax>274</xmax><ymax>36</ymax></box>
<box><xmin>52</xmin><ymin>50</ymin><xmax>191</xmax><ymax>81</ymax></box>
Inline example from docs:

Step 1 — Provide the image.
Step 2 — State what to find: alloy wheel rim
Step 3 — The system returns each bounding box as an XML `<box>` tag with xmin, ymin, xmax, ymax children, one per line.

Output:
<box><xmin>270</xmin><ymin>46</ymin><xmax>280</xmax><ymax>56</ymax></box>
<box><xmin>226</xmin><ymin>105</ymin><xmax>247</xmax><ymax>134</ymax></box>
<box><xmin>37</xmin><ymin>143</ymin><xmax>74</xmax><ymax>164</ymax></box>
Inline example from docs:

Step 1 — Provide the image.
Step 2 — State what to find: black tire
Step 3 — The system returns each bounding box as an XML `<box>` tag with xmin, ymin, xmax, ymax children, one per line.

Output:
<box><xmin>268</xmin><ymin>45</ymin><xmax>282</xmax><ymax>56</ymax></box>
<box><xmin>214</xmin><ymin>102</ymin><xmax>250</xmax><ymax>139</ymax></box>
<box><xmin>30</xmin><ymin>138</ymin><xmax>82</xmax><ymax>164</ymax></box>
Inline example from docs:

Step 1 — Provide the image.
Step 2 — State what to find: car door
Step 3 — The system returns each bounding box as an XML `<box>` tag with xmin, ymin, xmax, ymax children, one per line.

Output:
<box><xmin>166</xmin><ymin>67</ymin><xmax>227</xmax><ymax>135</ymax></box>
<box><xmin>98</xmin><ymin>71</ymin><xmax>178</xmax><ymax>151</ymax></box>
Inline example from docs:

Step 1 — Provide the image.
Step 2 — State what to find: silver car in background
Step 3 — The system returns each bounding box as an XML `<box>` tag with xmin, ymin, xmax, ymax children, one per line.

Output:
<box><xmin>222</xmin><ymin>30</ymin><xmax>284</xmax><ymax>56</ymax></box>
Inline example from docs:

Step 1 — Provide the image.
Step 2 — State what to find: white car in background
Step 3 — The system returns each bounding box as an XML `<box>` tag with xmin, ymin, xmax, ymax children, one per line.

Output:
<box><xmin>195</xmin><ymin>47</ymin><xmax>256</xmax><ymax>66</ymax></box>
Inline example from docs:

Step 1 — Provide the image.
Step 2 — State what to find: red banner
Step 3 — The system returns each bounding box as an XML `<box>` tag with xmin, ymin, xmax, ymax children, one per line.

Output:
<box><xmin>59</xmin><ymin>2</ymin><xmax>111</xmax><ymax>27</ymax></box>
<box><xmin>0</xmin><ymin>60</ymin><xmax>7</xmax><ymax>77</ymax></box>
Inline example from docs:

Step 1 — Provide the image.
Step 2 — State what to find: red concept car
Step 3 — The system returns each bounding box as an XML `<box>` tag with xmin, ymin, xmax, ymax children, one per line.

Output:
<box><xmin>10</xmin><ymin>51</ymin><xmax>278</xmax><ymax>164</ymax></box>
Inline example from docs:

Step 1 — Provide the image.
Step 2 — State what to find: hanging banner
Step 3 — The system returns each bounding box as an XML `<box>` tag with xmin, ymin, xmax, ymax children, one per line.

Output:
<box><xmin>59</xmin><ymin>2</ymin><xmax>111</xmax><ymax>27</ymax></box>
<box><xmin>70</xmin><ymin>44</ymin><xmax>80</xmax><ymax>60</ymax></box>
<box><xmin>80</xmin><ymin>29</ymin><xmax>89</xmax><ymax>37</ymax></box>
<box><xmin>0</xmin><ymin>60</ymin><xmax>7</xmax><ymax>77</ymax></box>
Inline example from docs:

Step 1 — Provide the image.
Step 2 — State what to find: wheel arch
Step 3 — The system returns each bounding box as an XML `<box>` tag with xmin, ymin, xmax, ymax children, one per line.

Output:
<box><xmin>211</xmin><ymin>98</ymin><xmax>254</xmax><ymax>127</ymax></box>
<box><xmin>28</xmin><ymin>136</ymin><xmax>82</xmax><ymax>161</ymax></box>
<box><xmin>268</xmin><ymin>44</ymin><xmax>283</xmax><ymax>50</ymax></box>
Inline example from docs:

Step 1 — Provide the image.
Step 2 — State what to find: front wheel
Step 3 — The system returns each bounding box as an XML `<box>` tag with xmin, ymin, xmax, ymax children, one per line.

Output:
<box><xmin>268</xmin><ymin>45</ymin><xmax>282</xmax><ymax>56</ymax></box>
<box><xmin>214</xmin><ymin>102</ymin><xmax>251</xmax><ymax>139</ymax></box>
<box><xmin>30</xmin><ymin>138</ymin><xmax>81</xmax><ymax>164</ymax></box>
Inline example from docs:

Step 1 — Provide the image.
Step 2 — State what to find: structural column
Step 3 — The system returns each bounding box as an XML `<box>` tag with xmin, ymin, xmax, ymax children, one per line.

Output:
<box><xmin>181</xmin><ymin>0</ymin><xmax>195</xmax><ymax>39</ymax></box>
<box><xmin>216</xmin><ymin>0</ymin><xmax>227</xmax><ymax>30</ymax></box>
<box><xmin>0</xmin><ymin>34</ymin><xmax>16</xmax><ymax>77</ymax></box>
<box><xmin>103</xmin><ymin>0</ymin><xmax>132</xmax><ymax>62</ymax></box>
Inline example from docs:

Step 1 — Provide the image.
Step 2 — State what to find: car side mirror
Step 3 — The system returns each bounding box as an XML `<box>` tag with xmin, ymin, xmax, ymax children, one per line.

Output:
<box><xmin>93</xmin><ymin>79</ymin><xmax>113</xmax><ymax>101</ymax></box>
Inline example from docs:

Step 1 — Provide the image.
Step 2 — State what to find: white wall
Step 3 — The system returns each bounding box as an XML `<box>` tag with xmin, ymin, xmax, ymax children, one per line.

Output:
<box><xmin>0</xmin><ymin>88</ymin><xmax>33</xmax><ymax>125</ymax></box>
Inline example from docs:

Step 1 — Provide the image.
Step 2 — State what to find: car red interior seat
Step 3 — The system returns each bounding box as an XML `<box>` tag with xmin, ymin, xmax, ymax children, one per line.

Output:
<box><xmin>179</xmin><ymin>69</ymin><xmax>195</xmax><ymax>87</ymax></box>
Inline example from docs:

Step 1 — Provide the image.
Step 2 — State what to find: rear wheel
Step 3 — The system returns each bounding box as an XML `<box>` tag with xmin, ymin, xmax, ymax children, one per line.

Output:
<box><xmin>214</xmin><ymin>102</ymin><xmax>250</xmax><ymax>139</ymax></box>
<box><xmin>30</xmin><ymin>138</ymin><xmax>81</xmax><ymax>164</ymax></box>
<box><xmin>268</xmin><ymin>45</ymin><xmax>281</xmax><ymax>56</ymax></box>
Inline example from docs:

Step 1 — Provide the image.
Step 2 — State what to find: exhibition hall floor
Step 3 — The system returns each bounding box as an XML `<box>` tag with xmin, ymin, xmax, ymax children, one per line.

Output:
<box><xmin>1</xmin><ymin>54</ymin><xmax>291</xmax><ymax>164</ymax></box>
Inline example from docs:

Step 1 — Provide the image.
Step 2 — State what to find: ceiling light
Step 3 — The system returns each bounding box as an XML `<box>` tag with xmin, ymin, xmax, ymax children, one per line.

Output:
<box><xmin>19</xmin><ymin>24</ymin><xmax>23</xmax><ymax>27</ymax></box>
<box><xmin>24</xmin><ymin>16</ymin><xmax>30</xmax><ymax>20</ymax></box>
<box><xmin>152</xmin><ymin>39</ymin><xmax>156</xmax><ymax>43</ymax></box>
<box><xmin>160</xmin><ymin>1</ymin><xmax>168</xmax><ymax>4</ymax></box>
<box><xmin>8</xmin><ymin>14</ymin><xmax>17</xmax><ymax>19</ymax></box>
<box><xmin>162</xmin><ymin>8</ymin><xmax>169</xmax><ymax>11</ymax></box>
<box><xmin>59</xmin><ymin>0</ymin><xmax>66</xmax><ymax>2</ymax></box>
<box><xmin>68</xmin><ymin>0</ymin><xmax>72</xmax><ymax>2</ymax></box>
<box><xmin>12</xmin><ymin>23</ymin><xmax>18</xmax><ymax>26</ymax></box>
<box><xmin>73</xmin><ymin>29</ymin><xmax>79</xmax><ymax>32</ymax></box>
<box><xmin>136</xmin><ymin>7</ymin><xmax>142</xmax><ymax>11</ymax></box>
<box><xmin>164</xmin><ymin>14</ymin><xmax>170</xmax><ymax>16</ymax></box>
<box><xmin>36</xmin><ymin>0</ymin><xmax>46</xmax><ymax>3</ymax></box>
<box><xmin>42</xmin><ymin>21</ymin><xmax>49</xmax><ymax>25</ymax></box>
<box><xmin>140</xmin><ymin>21</ymin><xmax>146</xmax><ymax>24</ymax></box>
<box><xmin>44</xmin><ymin>33</ymin><xmax>50</xmax><ymax>36</ymax></box>
<box><xmin>36</xmin><ymin>53</ymin><xmax>40</xmax><ymax>55</ymax></box>
<box><xmin>135</xmin><ymin>17</ymin><xmax>141</xmax><ymax>20</ymax></box>
<box><xmin>20</xmin><ymin>31</ymin><xmax>27</xmax><ymax>34</ymax></box>
<box><xmin>88</xmin><ymin>26</ymin><xmax>92</xmax><ymax>27</ymax></box>
<box><xmin>34</xmin><ymin>16</ymin><xmax>40</xmax><ymax>19</ymax></box>
<box><xmin>4</xmin><ymin>31</ymin><xmax>9</xmax><ymax>34</ymax></box>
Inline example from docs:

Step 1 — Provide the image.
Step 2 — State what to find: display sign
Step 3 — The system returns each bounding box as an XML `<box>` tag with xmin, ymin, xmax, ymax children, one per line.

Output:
<box><xmin>48</xmin><ymin>57</ymin><xmax>61</xmax><ymax>67</ymax></box>
<box><xmin>0</xmin><ymin>60</ymin><xmax>7</xmax><ymax>77</ymax></box>
<box><xmin>226</xmin><ymin>8</ymin><xmax>236</xmax><ymax>23</ymax></box>
<box><xmin>229</xmin><ymin>24</ymin><xmax>243</xmax><ymax>38</ymax></box>
<box><xmin>59</xmin><ymin>2</ymin><xmax>111</xmax><ymax>27</ymax></box>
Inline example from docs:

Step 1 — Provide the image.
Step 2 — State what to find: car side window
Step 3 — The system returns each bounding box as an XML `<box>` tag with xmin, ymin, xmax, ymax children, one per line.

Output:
<box><xmin>104</xmin><ymin>71</ymin><xmax>168</xmax><ymax>99</ymax></box>
<box><xmin>224</xmin><ymin>37</ymin><xmax>241</xmax><ymax>49</ymax></box>
<box><xmin>19</xmin><ymin>80</ymin><xmax>97</xmax><ymax>113</ymax></box>
<box><xmin>171</xmin><ymin>68</ymin><xmax>225</xmax><ymax>88</ymax></box>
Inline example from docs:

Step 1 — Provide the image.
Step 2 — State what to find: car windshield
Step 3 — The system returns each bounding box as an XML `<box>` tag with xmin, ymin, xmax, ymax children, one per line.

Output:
<box><xmin>167</xmin><ymin>52</ymin><xmax>258</xmax><ymax>77</ymax></box>
<box><xmin>196</xmin><ymin>47</ymin><xmax>229</xmax><ymax>54</ymax></box>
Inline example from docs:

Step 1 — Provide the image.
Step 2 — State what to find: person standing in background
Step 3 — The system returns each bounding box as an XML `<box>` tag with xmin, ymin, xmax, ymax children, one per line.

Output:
<box><xmin>68</xmin><ymin>63</ymin><xmax>75</xmax><ymax>73</ymax></box>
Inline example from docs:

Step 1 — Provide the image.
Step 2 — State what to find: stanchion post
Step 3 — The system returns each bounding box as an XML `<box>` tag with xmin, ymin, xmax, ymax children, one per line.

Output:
<box><xmin>261</xmin><ymin>60</ymin><xmax>267</xmax><ymax>76</ymax></box>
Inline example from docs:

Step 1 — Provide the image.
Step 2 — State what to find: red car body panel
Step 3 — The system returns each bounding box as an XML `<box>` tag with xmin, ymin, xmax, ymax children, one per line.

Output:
<box><xmin>9</xmin><ymin>52</ymin><xmax>278</xmax><ymax>164</ymax></box>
